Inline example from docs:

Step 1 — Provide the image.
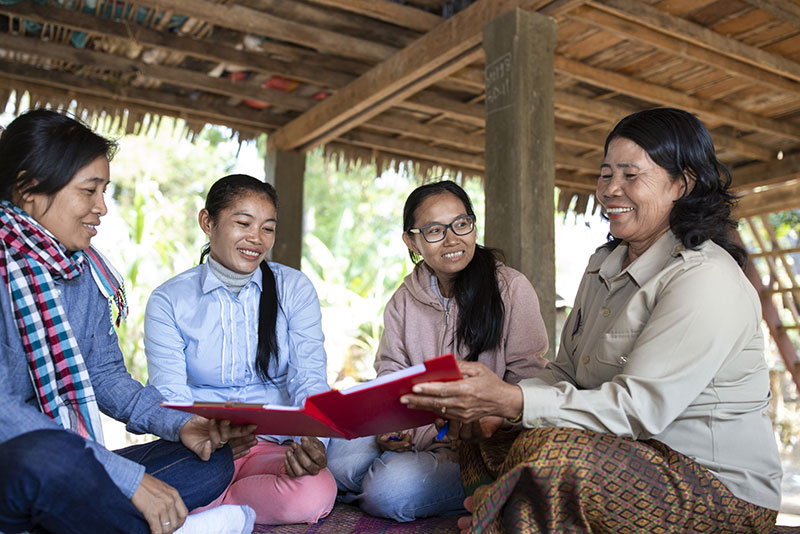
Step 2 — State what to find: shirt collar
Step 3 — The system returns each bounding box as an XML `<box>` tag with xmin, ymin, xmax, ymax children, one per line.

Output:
<box><xmin>200</xmin><ymin>261</ymin><xmax>263</xmax><ymax>294</ymax></box>
<box><xmin>597</xmin><ymin>231</ymin><xmax>682</xmax><ymax>287</ymax></box>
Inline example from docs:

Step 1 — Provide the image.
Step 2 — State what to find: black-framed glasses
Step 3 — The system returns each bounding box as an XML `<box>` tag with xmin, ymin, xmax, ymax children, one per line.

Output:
<box><xmin>408</xmin><ymin>215</ymin><xmax>476</xmax><ymax>243</ymax></box>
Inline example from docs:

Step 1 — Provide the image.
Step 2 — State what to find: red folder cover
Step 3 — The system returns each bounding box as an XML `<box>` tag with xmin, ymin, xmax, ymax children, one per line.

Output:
<box><xmin>161</xmin><ymin>353</ymin><xmax>461</xmax><ymax>439</ymax></box>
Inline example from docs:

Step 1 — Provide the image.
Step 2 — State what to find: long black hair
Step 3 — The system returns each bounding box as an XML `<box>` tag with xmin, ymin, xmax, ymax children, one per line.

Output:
<box><xmin>200</xmin><ymin>174</ymin><xmax>280</xmax><ymax>381</ymax></box>
<box><xmin>0</xmin><ymin>109</ymin><xmax>118</xmax><ymax>202</ymax></box>
<box><xmin>403</xmin><ymin>180</ymin><xmax>505</xmax><ymax>361</ymax></box>
<box><xmin>602</xmin><ymin>107</ymin><xmax>746</xmax><ymax>266</ymax></box>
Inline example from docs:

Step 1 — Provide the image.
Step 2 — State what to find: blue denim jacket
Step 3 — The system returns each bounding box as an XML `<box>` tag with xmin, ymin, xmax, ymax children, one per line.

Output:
<box><xmin>0</xmin><ymin>268</ymin><xmax>192</xmax><ymax>499</ymax></box>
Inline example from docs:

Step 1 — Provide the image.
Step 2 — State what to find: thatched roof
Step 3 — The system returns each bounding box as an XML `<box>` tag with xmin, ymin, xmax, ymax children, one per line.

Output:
<box><xmin>1</xmin><ymin>0</ymin><xmax>800</xmax><ymax>216</ymax></box>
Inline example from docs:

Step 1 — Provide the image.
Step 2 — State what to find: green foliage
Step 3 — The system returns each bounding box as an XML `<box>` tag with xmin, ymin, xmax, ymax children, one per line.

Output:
<box><xmin>96</xmin><ymin>120</ymin><xmax>240</xmax><ymax>383</ymax></box>
<box><xmin>767</xmin><ymin>209</ymin><xmax>800</xmax><ymax>241</ymax></box>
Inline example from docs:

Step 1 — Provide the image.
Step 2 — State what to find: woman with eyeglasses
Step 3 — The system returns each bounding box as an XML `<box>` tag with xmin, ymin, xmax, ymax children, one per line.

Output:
<box><xmin>327</xmin><ymin>180</ymin><xmax>548</xmax><ymax>522</ymax></box>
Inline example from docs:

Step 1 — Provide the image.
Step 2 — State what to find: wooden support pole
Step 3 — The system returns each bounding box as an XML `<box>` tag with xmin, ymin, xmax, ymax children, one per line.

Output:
<box><xmin>484</xmin><ymin>8</ymin><xmax>557</xmax><ymax>359</ymax></box>
<box><xmin>264</xmin><ymin>149</ymin><xmax>306</xmax><ymax>270</ymax></box>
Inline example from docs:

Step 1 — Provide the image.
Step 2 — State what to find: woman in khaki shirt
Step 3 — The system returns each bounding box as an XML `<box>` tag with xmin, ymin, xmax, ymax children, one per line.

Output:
<box><xmin>402</xmin><ymin>108</ymin><xmax>781</xmax><ymax>534</ymax></box>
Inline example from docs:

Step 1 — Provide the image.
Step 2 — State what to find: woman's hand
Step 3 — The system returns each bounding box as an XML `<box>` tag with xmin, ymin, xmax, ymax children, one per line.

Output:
<box><xmin>228</xmin><ymin>434</ymin><xmax>259</xmax><ymax>460</ymax></box>
<box><xmin>131</xmin><ymin>473</ymin><xmax>187</xmax><ymax>534</ymax></box>
<box><xmin>376</xmin><ymin>431</ymin><xmax>413</xmax><ymax>452</ymax></box>
<box><xmin>401</xmin><ymin>361</ymin><xmax>524</xmax><ymax>423</ymax></box>
<box><xmin>284</xmin><ymin>437</ymin><xmax>327</xmax><ymax>478</ymax></box>
<box><xmin>179</xmin><ymin>416</ymin><xmax>257</xmax><ymax>461</ymax></box>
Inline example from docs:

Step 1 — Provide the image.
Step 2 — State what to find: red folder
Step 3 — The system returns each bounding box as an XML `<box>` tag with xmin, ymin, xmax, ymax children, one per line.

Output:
<box><xmin>161</xmin><ymin>353</ymin><xmax>461</xmax><ymax>439</ymax></box>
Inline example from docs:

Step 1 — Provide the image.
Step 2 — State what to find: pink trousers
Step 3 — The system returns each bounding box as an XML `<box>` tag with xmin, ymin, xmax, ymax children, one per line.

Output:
<box><xmin>197</xmin><ymin>441</ymin><xmax>337</xmax><ymax>525</ymax></box>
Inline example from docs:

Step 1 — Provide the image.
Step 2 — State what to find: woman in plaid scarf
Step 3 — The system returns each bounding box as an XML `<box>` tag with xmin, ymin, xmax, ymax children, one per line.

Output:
<box><xmin>0</xmin><ymin>109</ymin><xmax>256</xmax><ymax>534</ymax></box>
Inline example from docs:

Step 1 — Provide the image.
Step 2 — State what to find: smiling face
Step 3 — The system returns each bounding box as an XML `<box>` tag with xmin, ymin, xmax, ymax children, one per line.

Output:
<box><xmin>597</xmin><ymin>137</ymin><xmax>686</xmax><ymax>258</ymax></box>
<box><xmin>200</xmin><ymin>191</ymin><xmax>277</xmax><ymax>275</ymax></box>
<box><xmin>402</xmin><ymin>192</ymin><xmax>476</xmax><ymax>296</ymax></box>
<box><xmin>18</xmin><ymin>156</ymin><xmax>110</xmax><ymax>253</ymax></box>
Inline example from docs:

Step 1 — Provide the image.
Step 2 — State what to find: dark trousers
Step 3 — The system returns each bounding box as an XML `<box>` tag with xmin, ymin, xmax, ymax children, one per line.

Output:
<box><xmin>0</xmin><ymin>429</ymin><xmax>234</xmax><ymax>534</ymax></box>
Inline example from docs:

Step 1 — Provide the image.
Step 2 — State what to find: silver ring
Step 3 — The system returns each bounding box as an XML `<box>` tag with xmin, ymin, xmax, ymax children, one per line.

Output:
<box><xmin>441</xmin><ymin>405</ymin><xmax>447</xmax><ymax>415</ymax></box>
<box><xmin>219</xmin><ymin>440</ymin><xmax>228</xmax><ymax>445</ymax></box>
<box><xmin>163</xmin><ymin>521</ymin><xmax>171</xmax><ymax>526</ymax></box>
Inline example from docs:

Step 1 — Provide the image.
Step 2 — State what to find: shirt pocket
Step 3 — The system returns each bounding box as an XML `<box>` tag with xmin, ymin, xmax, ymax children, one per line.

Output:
<box><xmin>595</xmin><ymin>331</ymin><xmax>640</xmax><ymax>375</ymax></box>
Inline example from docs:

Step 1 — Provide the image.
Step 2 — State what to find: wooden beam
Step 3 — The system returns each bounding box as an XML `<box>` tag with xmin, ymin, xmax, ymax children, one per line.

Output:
<box><xmin>268</xmin><ymin>0</ymin><xmax>541</xmax><ymax>152</ymax></box>
<box><xmin>0</xmin><ymin>33</ymin><xmax>313</xmax><ymax>112</ymax></box>
<box><xmin>739</xmin><ymin>0</ymin><xmax>800</xmax><ymax>29</ymax></box>
<box><xmin>591</xmin><ymin>0</ymin><xmax>800</xmax><ymax>84</ymax></box>
<box><xmin>335</xmin><ymin>127</ymin><xmax>601</xmax><ymax>178</ymax></box>
<box><xmin>305</xmin><ymin>0</ymin><xmax>441</xmax><ymax>32</ymax></box>
<box><xmin>339</xmin><ymin>130</ymin><xmax>486</xmax><ymax>171</ymax></box>
<box><xmin>241</xmin><ymin>0</ymin><xmax>421</xmax><ymax>47</ymax></box>
<box><xmin>555</xmin><ymin>152</ymin><xmax>599</xmax><ymax>174</ymax></box>
<box><xmin>402</xmin><ymin>89</ymin><xmax>776</xmax><ymax>162</ymax></box>
<box><xmin>554</xmin><ymin>91</ymin><xmax>777</xmax><ymax>161</ymax></box>
<box><xmin>0</xmin><ymin>1</ymin><xmax>354</xmax><ymax>89</ymax></box>
<box><xmin>731</xmin><ymin>154</ymin><xmax>800</xmax><ymax>192</ymax></box>
<box><xmin>554</xmin><ymin>54</ymin><xmax>800</xmax><ymax>141</ymax></box>
<box><xmin>364</xmin><ymin>112</ymin><xmax>485</xmax><ymax>152</ymax></box>
<box><xmin>401</xmin><ymin>93</ymin><xmax>486</xmax><ymax>127</ymax></box>
<box><xmin>555</xmin><ymin>124</ymin><xmax>605</xmax><ymax>151</ymax></box>
<box><xmin>734</xmin><ymin>180</ymin><xmax>800</xmax><ymax>219</ymax></box>
<box><xmin>569</xmin><ymin>4</ymin><xmax>800</xmax><ymax>97</ymax></box>
<box><xmin>132</xmin><ymin>0</ymin><xmax>397</xmax><ymax>63</ymax></box>
<box><xmin>325</xmin><ymin>140</ymin><xmax>484</xmax><ymax>178</ymax></box>
<box><xmin>0</xmin><ymin>61</ymin><xmax>288</xmax><ymax>131</ymax></box>
<box><xmin>555</xmin><ymin>171</ymin><xmax>597</xmax><ymax>192</ymax></box>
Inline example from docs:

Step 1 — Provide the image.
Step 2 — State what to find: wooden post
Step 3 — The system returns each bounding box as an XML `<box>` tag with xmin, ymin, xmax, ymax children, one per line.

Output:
<box><xmin>264</xmin><ymin>149</ymin><xmax>306</xmax><ymax>270</ymax></box>
<box><xmin>483</xmin><ymin>8</ymin><xmax>557</xmax><ymax>359</ymax></box>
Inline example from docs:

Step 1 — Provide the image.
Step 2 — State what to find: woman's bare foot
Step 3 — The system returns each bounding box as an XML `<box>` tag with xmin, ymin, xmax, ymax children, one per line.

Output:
<box><xmin>457</xmin><ymin>486</ymin><xmax>489</xmax><ymax>534</ymax></box>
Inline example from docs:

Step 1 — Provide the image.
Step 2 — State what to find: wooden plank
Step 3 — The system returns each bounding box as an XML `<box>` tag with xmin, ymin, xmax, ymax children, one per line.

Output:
<box><xmin>364</xmin><ymin>112</ymin><xmax>485</xmax><ymax>151</ymax></box>
<box><xmin>593</xmin><ymin>0</ymin><xmax>800</xmax><ymax>84</ymax></box>
<box><xmin>555</xmin><ymin>171</ymin><xmax>597</xmax><ymax>192</ymax></box>
<box><xmin>0</xmin><ymin>33</ymin><xmax>313</xmax><ymax>112</ymax></box>
<box><xmin>569</xmin><ymin>4</ymin><xmax>800</xmax><ymax>97</ymax></box>
<box><xmin>751</xmin><ymin>246</ymin><xmax>800</xmax><ymax>259</ymax></box>
<box><xmin>738</xmin><ymin>0</ymin><xmax>800</xmax><ymax>31</ymax></box>
<box><xmin>339</xmin><ymin>130</ymin><xmax>486</xmax><ymax>170</ymax></box>
<box><xmin>132</xmin><ymin>0</ymin><xmax>397</xmax><ymax>63</ymax></box>
<box><xmin>0</xmin><ymin>1</ymin><xmax>354</xmax><ymax>89</ymax></box>
<box><xmin>403</xmin><ymin>89</ymin><xmax>775</xmax><ymax>161</ymax></box>
<box><xmin>555</xmin><ymin>123</ymin><xmax>606</xmax><ymax>150</ymax></box>
<box><xmin>555</xmin><ymin>151</ymin><xmax>599</xmax><ymax>174</ymax></box>
<box><xmin>731</xmin><ymin>154</ymin><xmax>800</xmax><ymax>192</ymax></box>
<box><xmin>402</xmin><ymin>93</ymin><xmax>486</xmax><ymax>127</ymax></box>
<box><xmin>0</xmin><ymin>66</ymin><xmax>287</xmax><ymax>131</ymax></box>
<box><xmin>555</xmin><ymin>91</ymin><xmax>778</xmax><ymax>161</ymax></box>
<box><xmin>554</xmin><ymin>54</ymin><xmax>800</xmax><ymax>141</ymax></box>
<box><xmin>735</xmin><ymin>181</ymin><xmax>800</xmax><ymax>219</ymax></box>
<box><xmin>304</xmin><ymin>0</ymin><xmax>442</xmax><ymax>32</ymax></box>
<box><xmin>241</xmin><ymin>0</ymin><xmax>421</xmax><ymax>47</ymax></box>
<box><xmin>267</xmin><ymin>0</ymin><xmax>541</xmax><ymax>152</ymax></box>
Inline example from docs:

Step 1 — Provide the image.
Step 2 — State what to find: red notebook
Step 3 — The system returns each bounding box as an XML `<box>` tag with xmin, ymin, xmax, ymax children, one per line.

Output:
<box><xmin>161</xmin><ymin>353</ymin><xmax>461</xmax><ymax>439</ymax></box>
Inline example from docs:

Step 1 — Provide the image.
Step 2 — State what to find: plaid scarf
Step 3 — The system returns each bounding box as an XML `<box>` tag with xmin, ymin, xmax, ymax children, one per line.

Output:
<box><xmin>0</xmin><ymin>200</ymin><xmax>128</xmax><ymax>443</ymax></box>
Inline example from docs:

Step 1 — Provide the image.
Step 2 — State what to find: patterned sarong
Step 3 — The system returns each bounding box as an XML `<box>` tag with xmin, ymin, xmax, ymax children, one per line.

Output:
<box><xmin>460</xmin><ymin>427</ymin><xmax>777</xmax><ymax>534</ymax></box>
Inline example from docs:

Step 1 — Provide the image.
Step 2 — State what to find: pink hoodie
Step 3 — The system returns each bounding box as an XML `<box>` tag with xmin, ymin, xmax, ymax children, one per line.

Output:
<box><xmin>376</xmin><ymin>261</ymin><xmax>549</xmax><ymax>454</ymax></box>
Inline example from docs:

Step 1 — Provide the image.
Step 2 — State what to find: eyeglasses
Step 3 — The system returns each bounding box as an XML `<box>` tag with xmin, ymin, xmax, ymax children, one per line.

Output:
<box><xmin>408</xmin><ymin>215</ymin><xmax>476</xmax><ymax>243</ymax></box>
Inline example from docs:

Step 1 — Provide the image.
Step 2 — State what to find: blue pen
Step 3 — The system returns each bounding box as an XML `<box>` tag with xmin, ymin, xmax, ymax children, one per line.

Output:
<box><xmin>436</xmin><ymin>421</ymin><xmax>449</xmax><ymax>441</ymax></box>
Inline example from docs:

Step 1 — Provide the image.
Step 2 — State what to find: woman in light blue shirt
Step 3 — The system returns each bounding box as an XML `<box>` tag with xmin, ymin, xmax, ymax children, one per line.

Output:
<box><xmin>145</xmin><ymin>174</ymin><xmax>336</xmax><ymax>525</ymax></box>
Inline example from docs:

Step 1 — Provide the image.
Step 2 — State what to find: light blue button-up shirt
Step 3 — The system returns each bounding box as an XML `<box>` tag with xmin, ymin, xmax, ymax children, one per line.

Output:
<box><xmin>144</xmin><ymin>261</ymin><xmax>330</xmax><ymax>443</ymax></box>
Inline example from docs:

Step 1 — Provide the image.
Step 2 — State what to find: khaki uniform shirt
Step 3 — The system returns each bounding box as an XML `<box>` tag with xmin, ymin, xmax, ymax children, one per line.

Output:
<box><xmin>518</xmin><ymin>231</ymin><xmax>781</xmax><ymax>510</ymax></box>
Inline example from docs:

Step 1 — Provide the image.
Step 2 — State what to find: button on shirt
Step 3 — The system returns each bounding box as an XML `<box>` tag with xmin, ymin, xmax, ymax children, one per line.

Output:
<box><xmin>144</xmin><ymin>262</ymin><xmax>330</xmax><ymax>443</ymax></box>
<box><xmin>517</xmin><ymin>231</ymin><xmax>781</xmax><ymax>511</ymax></box>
